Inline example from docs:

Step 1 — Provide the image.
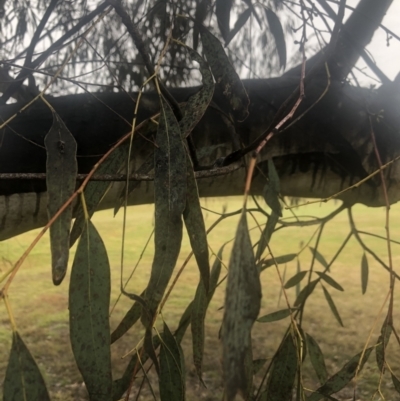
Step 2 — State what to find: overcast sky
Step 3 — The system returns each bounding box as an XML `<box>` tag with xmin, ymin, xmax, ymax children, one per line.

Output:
<box><xmin>348</xmin><ymin>0</ymin><xmax>400</xmax><ymax>84</ymax></box>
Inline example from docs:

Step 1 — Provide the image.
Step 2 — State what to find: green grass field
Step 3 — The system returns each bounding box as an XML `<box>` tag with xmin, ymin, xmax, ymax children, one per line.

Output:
<box><xmin>1</xmin><ymin>197</ymin><xmax>400</xmax><ymax>400</ymax></box>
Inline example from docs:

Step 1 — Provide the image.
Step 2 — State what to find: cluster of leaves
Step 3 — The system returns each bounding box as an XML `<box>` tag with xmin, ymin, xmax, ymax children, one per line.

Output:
<box><xmin>2</xmin><ymin>0</ymin><xmax>400</xmax><ymax>400</ymax></box>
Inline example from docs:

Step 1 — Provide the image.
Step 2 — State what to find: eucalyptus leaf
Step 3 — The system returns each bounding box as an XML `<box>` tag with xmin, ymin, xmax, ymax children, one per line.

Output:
<box><xmin>69</xmin><ymin>220</ymin><xmax>112</xmax><ymax>400</ymax></box>
<box><xmin>142</xmin><ymin>96</ymin><xmax>186</xmax><ymax>326</ymax></box>
<box><xmin>45</xmin><ymin>110</ymin><xmax>77</xmax><ymax>285</ymax></box>
<box><xmin>361</xmin><ymin>252</ymin><xmax>369</xmax><ymax>294</ymax></box>
<box><xmin>306</xmin><ymin>333</ymin><xmax>328</xmax><ymax>385</ymax></box>
<box><xmin>259</xmin><ymin>253</ymin><xmax>296</xmax><ymax>272</ymax></box>
<box><xmin>307</xmin><ymin>347</ymin><xmax>373</xmax><ymax>401</ymax></box>
<box><xmin>315</xmin><ymin>272</ymin><xmax>344</xmax><ymax>291</ymax></box>
<box><xmin>258</xmin><ymin>307</ymin><xmax>296</xmax><ymax>323</ymax></box>
<box><xmin>261</xmin><ymin>334</ymin><xmax>297</xmax><ymax>401</ymax></box>
<box><xmin>3</xmin><ymin>331</ymin><xmax>51</xmax><ymax>401</ymax></box>
<box><xmin>264</xmin><ymin>7</ymin><xmax>287</xmax><ymax>69</ymax></box>
<box><xmin>322</xmin><ymin>285</ymin><xmax>343</xmax><ymax>327</ymax></box>
<box><xmin>222</xmin><ymin>211</ymin><xmax>261</xmax><ymax>401</ymax></box>
<box><xmin>285</xmin><ymin>270</ymin><xmax>308</xmax><ymax>289</ymax></box>
<box><xmin>160</xmin><ymin>322</ymin><xmax>186</xmax><ymax>401</ymax></box>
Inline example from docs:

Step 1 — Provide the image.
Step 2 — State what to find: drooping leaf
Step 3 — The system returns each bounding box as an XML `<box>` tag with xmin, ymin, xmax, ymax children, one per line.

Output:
<box><xmin>258</xmin><ymin>307</ymin><xmax>296</xmax><ymax>323</ymax></box>
<box><xmin>70</xmin><ymin>144</ymin><xmax>128</xmax><ymax>247</ymax></box>
<box><xmin>179</xmin><ymin>48</ymin><xmax>214</xmax><ymax>139</ymax></box>
<box><xmin>392</xmin><ymin>373</ymin><xmax>400</xmax><ymax>394</ymax></box>
<box><xmin>322</xmin><ymin>285</ymin><xmax>343</xmax><ymax>327</ymax></box>
<box><xmin>296</xmin><ymin>258</ymin><xmax>301</xmax><ymax>297</ymax></box>
<box><xmin>294</xmin><ymin>279</ymin><xmax>318</xmax><ymax>307</ymax></box>
<box><xmin>184</xmin><ymin>151</ymin><xmax>210</xmax><ymax>292</ymax></box>
<box><xmin>191</xmin><ymin>245</ymin><xmax>224</xmax><ymax>380</ymax></box>
<box><xmin>361</xmin><ymin>252</ymin><xmax>369</xmax><ymax>294</ymax></box>
<box><xmin>315</xmin><ymin>272</ymin><xmax>344</xmax><ymax>291</ymax></box>
<box><xmin>222</xmin><ymin>211</ymin><xmax>261</xmax><ymax>401</ymax></box>
<box><xmin>45</xmin><ymin>110</ymin><xmax>77</xmax><ymax>285</ymax></box>
<box><xmin>200</xmin><ymin>25</ymin><xmax>249</xmax><ymax>120</ymax></box>
<box><xmin>142</xmin><ymin>96</ymin><xmax>186</xmax><ymax>326</ymax></box>
<box><xmin>255</xmin><ymin>212</ymin><xmax>279</xmax><ymax>262</ymax></box>
<box><xmin>3</xmin><ymin>331</ymin><xmax>51</xmax><ymax>401</ymax></box>
<box><xmin>225</xmin><ymin>8</ymin><xmax>252</xmax><ymax>46</ymax></box>
<box><xmin>375</xmin><ymin>316</ymin><xmax>392</xmax><ymax>372</ymax></box>
<box><xmin>306</xmin><ymin>333</ymin><xmax>328</xmax><ymax>385</ymax></box>
<box><xmin>259</xmin><ymin>253</ymin><xmax>296</xmax><ymax>272</ymax></box>
<box><xmin>306</xmin><ymin>347</ymin><xmax>373</xmax><ymax>401</ymax></box>
<box><xmin>261</xmin><ymin>334</ymin><xmax>297</xmax><ymax>401</ymax></box>
<box><xmin>284</xmin><ymin>271</ymin><xmax>308</xmax><ymax>289</ymax></box>
<box><xmin>69</xmin><ymin>220</ymin><xmax>112</xmax><ymax>400</ymax></box>
<box><xmin>309</xmin><ymin>247</ymin><xmax>329</xmax><ymax>270</ymax></box>
<box><xmin>193</xmin><ymin>0</ymin><xmax>211</xmax><ymax>50</ymax></box>
<box><xmin>264</xmin><ymin>8</ymin><xmax>287</xmax><ymax>69</ymax></box>
<box><xmin>177</xmin><ymin>246</ymin><xmax>223</xmax><ymax>345</ymax></box>
<box><xmin>264</xmin><ymin>159</ymin><xmax>282</xmax><ymax>217</ymax></box>
<box><xmin>160</xmin><ymin>322</ymin><xmax>186</xmax><ymax>401</ymax></box>
<box><xmin>216</xmin><ymin>0</ymin><xmax>233</xmax><ymax>42</ymax></box>
<box><xmin>110</xmin><ymin>296</ymin><xmax>142</xmax><ymax>344</ymax></box>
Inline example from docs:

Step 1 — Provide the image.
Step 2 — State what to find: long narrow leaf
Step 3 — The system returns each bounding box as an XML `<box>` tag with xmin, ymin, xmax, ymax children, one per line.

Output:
<box><xmin>306</xmin><ymin>333</ymin><xmax>328</xmax><ymax>385</ymax></box>
<box><xmin>322</xmin><ymin>285</ymin><xmax>343</xmax><ymax>327</ymax></box>
<box><xmin>160</xmin><ymin>322</ymin><xmax>186</xmax><ymax>400</ymax></box>
<box><xmin>264</xmin><ymin>8</ymin><xmax>286</xmax><ymax>69</ymax></box>
<box><xmin>3</xmin><ymin>331</ymin><xmax>51</xmax><ymax>401</ymax></box>
<box><xmin>45</xmin><ymin>110</ymin><xmax>77</xmax><ymax>285</ymax></box>
<box><xmin>315</xmin><ymin>272</ymin><xmax>344</xmax><ymax>291</ymax></box>
<box><xmin>200</xmin><ymin>25</ymin><xmax>249</xmax><ymax>120</ymax></box>
<box><xmin>307</xmin><ymin>347</ymin><xmax>373</xmax><ymax>401</ymax></box>
<box><xmin>261</xmin><ymin>334</ymin><xmax>297</xmax><ymax>400</ymax></box>
<box><xmin>361</xmin><ymin>252</ymin><xmax>369</xmax><ymax>294</ymax></box>
<box><xmin>222</xmin><ymin>212</ymin><xmax>261</xmax><ymax>401</ymax></box>
<box><xmin>69</xmin><ymin>220</ymin><xmax>112</xmax><ymax>400</ymax></box>
<box><xmin>142</xmin><ymin>96</ymin><xmax>186</xmax><ymax>325</ymax></box>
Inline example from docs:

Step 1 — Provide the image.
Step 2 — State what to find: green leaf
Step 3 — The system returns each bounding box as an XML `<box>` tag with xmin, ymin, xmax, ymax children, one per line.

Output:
<box><xmin>184</xmin><ymin>151</ymin><xmax>210</xmax><ymax>293</ymax></box>
<box><xmin>69</xmin><ymin>220</ymin><xmax>112</xmax><ymax>400</ymax></box>
<box><xmin>179</xmin><ymin>49</ymin><xmax>214</xmax><ymax>139</ymax></box>
<box><xmin>200</xmin><ymin>25</ymin><xmax>249</xmax><ymax>120</ymax></box>
<box><xmin>306</xmin><ymin>333</ymin><xmax>328</xmax><ymax>385</ymax></box>
<box><xmin>222</xmin><ymin>211</ymin><xmax>261</xmax><ymax>401</ymax></box>
<box><xmin>70</xmin><ymin>144</ymin><xmax>128</xmax><ymax>247</ymax></box>
<box><xmin>259</xmin><ymin>253</ymin><xmax>296</xmax><ymax>272</ymax></box>
<box><xmin>309</xmin><ymin>247</ymin><xmax>329</xmax><ymax>270</ymax></box>
<box><xmin>296</xmin><ymin>259</ymin><xmax>301</xmax><ymax>297</ymax></box>
<box><xmin>361</xmin><ymin>252</ymin><xmax>369</xmax><ymax>294</ymax></box>
<box><xmin>391</xmin><ymin>373</ymin><xmax>400</xmax><ymax>394</ymax></box>
<box><xmin>142</xmin><ymin>96</ymin><xmax>186</xmax><ymax>326</ymax></box>
<box><xmin>284</xmin><ymin>270</ymin><xmax>308</xmax><ymax>289</ymax></box>
<box><xmin>264</xmin><ymin>8</ymin><xmax>286</xmax><ymax>69</ymax></box>
<box><xmin>191</xmin><ymin>245</ymin><xmax>224</xmax><ymax>379</ymax></box>
<box><xmin>110</xmin><ymin>296</ymin><xmax>142</xmax><ymax>344</ymax></box>
<box><xmin>264</xmin><ymin>159</ymin><xmax>282</xmax><ymax>217</ymax></box>
<box><xmin>306</xmin><ymin>347</ymin><xmax>373</xmax><ymax>401</ymax></box>
<box><xmin>255</xmin><ymin>212</ymin><xmax>279</xmax><ymax>262</ymax></box>
<box><xmin>3</xmin><ymin>331</ymin><xmax>51</xmax><ymax>401</ymax></box>
<box><xmin>225</xmin><ymin>8</ymin><xmax>252</xmax><ymax>46</ymax></box>
<box><xmin>216</xmin><ymin>0</ymin><xmax>233</xmax><ymax>43</ymax></box>
<box><xmin>315</xmin><ymin>272</ymin><xmax>344</xmax><ymax>291</ymax></box>
<box><xmin>294</xmin><ymin>279</ymin><xmax>318</xmax><ymax>307</ymax></box>
<box><xmin>261</xmin><ymin>334</ymin><xmax>297</xmax><ymax>401</ymax></box>
<box><xmin>375</xmin><ymin>316</ymin><xmax>392</xmax><ymax>371</ymax></box>
<box><xmin>322</xmin><ymin>285</ymin><xmax>343</xmax><ymax>326</ymax></box>
<box><xmin>45</xmin><ymin>110</ymin><xmax>77</xmax><ymax>285</ymax></box>
<box><xmin>160</xmin><ymin>322</ymin><xmax>186</xmax><ymax>401</ymax></box>
<box><xmin>258</xmin><ymin>308</ymin><xmax>296</xmax><ymax>323</ymax></box>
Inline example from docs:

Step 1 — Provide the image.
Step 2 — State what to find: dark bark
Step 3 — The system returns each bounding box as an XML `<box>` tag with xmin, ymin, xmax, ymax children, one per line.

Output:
<box><xmin>0</xmin><ymin>0</ymin><xmax>398</xmax><ymax>240</ymax></box>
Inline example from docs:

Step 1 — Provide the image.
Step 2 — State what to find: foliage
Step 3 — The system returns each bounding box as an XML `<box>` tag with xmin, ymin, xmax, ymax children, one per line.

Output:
<box><xmin>1</xmin><ymin>0</ymin><xmax>400</xmax><ymax>400</ymax></box>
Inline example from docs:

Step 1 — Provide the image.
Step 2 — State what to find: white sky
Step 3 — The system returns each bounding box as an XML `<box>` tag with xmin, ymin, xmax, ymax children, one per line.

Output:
<box><xmin>348</xmin><ymin>0</ymin><xmax>400</xmax><ymax>84</ymax></box>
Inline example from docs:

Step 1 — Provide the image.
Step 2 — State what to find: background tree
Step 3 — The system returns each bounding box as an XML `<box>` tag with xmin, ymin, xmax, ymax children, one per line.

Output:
<box><xmin>0</xmin><ymin>0</ymin><xmax>400</xmax><ymax>400</ymax></box>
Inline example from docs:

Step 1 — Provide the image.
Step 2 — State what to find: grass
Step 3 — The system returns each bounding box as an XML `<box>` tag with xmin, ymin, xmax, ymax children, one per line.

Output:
<box><xmin>1</xmin><ymin>197</ymin><xmax>400</xmax><ymax>400</ymax></box>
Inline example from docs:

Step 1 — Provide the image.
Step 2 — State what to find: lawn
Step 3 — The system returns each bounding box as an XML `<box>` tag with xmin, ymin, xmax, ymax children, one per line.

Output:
<box><xmin>1</xmin><ymin>197</ymin><xmax>400</xmax><ymax>400</ymax></box>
